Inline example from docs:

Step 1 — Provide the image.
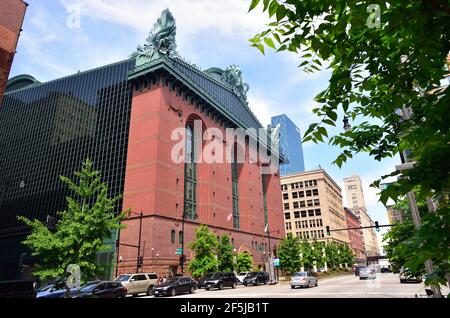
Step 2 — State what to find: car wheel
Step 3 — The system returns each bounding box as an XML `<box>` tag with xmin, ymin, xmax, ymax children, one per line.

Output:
<box><xmin>189</xmin><ymin>286</ymin><xmax>195</xmax><ymax>294</ymax></box>
<box><xmin>205</xmin><ymin>287</ymin><xmax>210</xmax><ymax>290</ymax></box>
<box><xmin>146</xmin><ymin>285</ymin><xmax>154</xmax><ymax>296</ymax></box>
<box><xmin>232</xmin><ymin>282</ymin><xmax>236</xmax><ymax>289</ymax></box>
<box><xmin>291</xmin><ymin>286</ymin><xmax>295</xmax><ymax>289</ymax></box>
<box><xmin>218</xmin><ymin>283</ymin><xmax>224</xmax><ymax>290</ymax></box>
<box><xmin>170</xmin><ymin>289</ymin><xmax>176</xmax><ymax>297</ymax></box>
<box><xmin>132</xmin><ymin>294</ymin><xmax>138</xmax><ymax>297</ymax></box>
<box><xmin>243</xmin><ymin>283</ymin><xmax>247</xmax><ymax>287</ymax></box>
<box><xmin>315</xmin><ymin>280</ymin><xmax>318</xmax><ymax>287</ymax></box>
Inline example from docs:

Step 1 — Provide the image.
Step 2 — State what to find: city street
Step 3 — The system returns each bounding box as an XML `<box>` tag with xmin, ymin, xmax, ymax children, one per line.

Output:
<box><xmin>143</xmin><ymin>273</ymin><xmax>449</xmax><ymax>298</ymax></box>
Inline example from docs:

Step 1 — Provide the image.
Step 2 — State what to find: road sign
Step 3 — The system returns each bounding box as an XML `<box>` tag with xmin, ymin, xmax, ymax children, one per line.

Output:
<box><xmin>175</xmin><ymin>248</ymin><xmax>182</xmax><ymax>255</ymax></box>
<box><xmin>273</xmin><ymin>258</ymin><xmax>280</xmax><ymax>267</ymax></box>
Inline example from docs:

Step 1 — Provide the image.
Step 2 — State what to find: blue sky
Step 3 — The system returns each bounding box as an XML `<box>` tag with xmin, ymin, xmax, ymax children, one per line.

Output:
<box><xmin>10</xmin><ymin>0</ymin><xmax>401</xmax><ymax>251</ymax></box>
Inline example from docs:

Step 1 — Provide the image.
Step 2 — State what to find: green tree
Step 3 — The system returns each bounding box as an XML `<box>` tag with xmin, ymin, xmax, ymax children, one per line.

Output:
<box><xmin>187</xmin><ymin>225</ymin><xmax>218</xmax><ymax>279</ymax></box>
<box><xmin>338</xmin><ymin>244</ymin><xmax>354</xmax><ymax>268</ymax></box>
<box><xmin>217</xmin><ymin>235</ymin><xmax>235</xmax><ymax>272</ymax></box>
<box><xmin>236</xmin><ymin>252</ymin><xmax>253</xmax><ymax>272</ymax></box>
<box><xmin>311</xmin><ymin>240</ymin><xmax>326</xmax><ymax>268</ymax></box>
<box><xmin>249</xmin><ymin>0</ymin><xmax>450</xmax><ymax>285</ymax></box>
<box><xmin>325</xmin><ymin>242</ymin><xmax>340</xmax><ymax>269</ymax></box>
<box><xmin>299</xmin><ymin>240</ymin><xmax>314</xmax><ymax>270</ymax></box>
<box><xmin>18</xmin><ymin>159</ymin><xmax>126</xmax><ymax>282</ymax></box>
<box><xmin>278</xmin><ymin>235</ymin><xmax>302</xmax><ymax>274</ymax></box>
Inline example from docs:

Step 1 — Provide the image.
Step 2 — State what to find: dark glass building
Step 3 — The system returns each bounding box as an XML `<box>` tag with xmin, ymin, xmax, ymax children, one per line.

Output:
<box><xmin>0</xmin><ymin>59</ymin><xmax>135</xmax><ymax>280</ymax></box>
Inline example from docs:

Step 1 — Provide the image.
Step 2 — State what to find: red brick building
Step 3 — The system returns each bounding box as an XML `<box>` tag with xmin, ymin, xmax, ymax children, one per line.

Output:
<box><xmin>344</xmin><ymin>207</ymin><xmax>366</xmax><ymax>265</ymax></box>
<box><xmin>116</xmin><ymin>10</ymin><xmax>284</xmax><ymax>277</ymax></box>
<box><xmin>0</xmin><ymin>0</ymin><xmax>27</xmax><ymax>103</ymax></box>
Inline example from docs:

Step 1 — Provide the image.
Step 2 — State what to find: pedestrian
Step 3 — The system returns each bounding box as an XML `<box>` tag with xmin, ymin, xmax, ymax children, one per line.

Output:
<box><xmin>163</xmin><ymin>275</ymin><xmax>167</xmax><ymax>283</ymax></box>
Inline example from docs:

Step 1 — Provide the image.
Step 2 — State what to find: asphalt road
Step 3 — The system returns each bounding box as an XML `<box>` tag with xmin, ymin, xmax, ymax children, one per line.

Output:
<box><xmin>142</xmin><ymin>273</ymin><xmax>449</xmax><ymax>298</ymax></box>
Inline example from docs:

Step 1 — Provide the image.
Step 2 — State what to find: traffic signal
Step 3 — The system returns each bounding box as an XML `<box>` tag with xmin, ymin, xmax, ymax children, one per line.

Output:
<box><xmin>138</xmin><ymin>256</ymin><xmax>144</xmax><ymax>268</ymax></box>
<box><xmin>375</xmin><ymin>221</ymin><xmax>380</xmax><ymax>232</ymax></box>
<box><xmin>325</xmin><ymin>226</ymin><xmax>331</xmax><ymax>236</ymax></box>
<box><xmin>179</xmin><ymin>254</ymin><xmax>186</xmax><ymax>266</ymax></box>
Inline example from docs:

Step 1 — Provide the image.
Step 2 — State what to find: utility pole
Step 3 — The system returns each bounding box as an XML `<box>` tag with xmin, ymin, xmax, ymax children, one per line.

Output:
<box><xmin>136</xmin><ymin>210</ymin><xmax>143</xmax><ymax>273</ymax></box>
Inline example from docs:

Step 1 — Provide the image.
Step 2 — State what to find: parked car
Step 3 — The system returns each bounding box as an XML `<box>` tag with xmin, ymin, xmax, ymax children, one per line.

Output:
<box><xmin>204</xmin><ymin>272</ymin><xmax>237</xmax><ymax>290</ymax></box>
<box><xmin>236</xmin><ymin>272</ymin><xmax>250</xmax><ymax>284</ymax></box>
<box><xmin>115</xmin><ymin>272</ymin><xmax>158</xmax><ymax>296</ymax></box>
<box><xmin>0</xmin><ymin>280</ymin><xmax>37</xmax><ymax>298</ymax></box>
<box><xmin>242</xmin><ymin>272</ymin><xmax>269</xmax><ymax>286</ymax></box>
<box><xmin>399</xmin><ymin>269</ymin><xmax>422</xmax><ymax>283</ymax></box>
<box><xmin>380</xmin><ymin>266</ymin><xmax>392</xmax><ymax>273</ymax></box>
<box><xmin>290</xmin><ymin>271</ymin><xmax>318</xmax><ymax>288</ymax></box>
<box><xmin>153</xmin><ymin>277</ymin><xmax>197</xmax><ymax>297</ymax></box>
<box><xmin>196</xmin><ymin>273</ymin><xmax>214</xmax><ymax>289</ymax></box>
<box><xmin>72</xmin><ymin>281</ymin><xmax>127</xmax><ymax>298</ymax></box>
<box><xmin>37</xmin><ymin>280</ymin><xmax>70</xmax><ymax>298</ymax></box>
<box><xmin>359</xmin><ymin>267</ymin><xmax>376</xmax><ymax>280</ymax></box>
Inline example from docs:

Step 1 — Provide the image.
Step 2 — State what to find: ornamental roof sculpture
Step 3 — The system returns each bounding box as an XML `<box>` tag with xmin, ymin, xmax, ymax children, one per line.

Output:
<box><xmin>129</xmin><ymin>9</ymin><xmax>264</xmax><ymax>131</ymax></box>
<box><xmin>221</xmin><ymin>65</ymin><xmax>250</xmax><ymax>103</ymax></box>
<box><xmin>132</xmin><ymin>9</ymin><xmax>178</xmax><ymax>65</ymax></box>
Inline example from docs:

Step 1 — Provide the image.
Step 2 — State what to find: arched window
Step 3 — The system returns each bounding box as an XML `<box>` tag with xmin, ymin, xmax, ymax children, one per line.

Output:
<box><xmin>184</xmin><ymin>122</ymin><xmax>197</xmax><ymax>220</ymax></box>
<box><xmin>171</xmin><ymin>230</ymin><xmax>176</xmax><ymax>244</ymax></box>
<box><xmin>179</xmin><ymin>231</ymin><xmax>183</xmax><ymax>244</ymax></box>
<box><xmin>231</xmin><ymin>143</ymin><xmax>240</xmax><ymax>229</ymax></box>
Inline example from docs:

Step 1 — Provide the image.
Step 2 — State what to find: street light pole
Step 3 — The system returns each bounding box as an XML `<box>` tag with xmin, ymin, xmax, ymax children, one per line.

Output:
<box><xmin>181</xmin><ymin>210</ymin><xmax>185</xmax><ymax>276</ymax></box>
<box><xmin>136</xmin><ymin>210</ymin><xmax>143</xmax><ymax>273</ymax></box>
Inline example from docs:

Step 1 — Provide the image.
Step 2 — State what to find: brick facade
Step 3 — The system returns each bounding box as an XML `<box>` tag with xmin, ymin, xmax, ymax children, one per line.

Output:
<box><xmin>117</xmin><ymin>83</ymin><xmax>285</xmax><ymax>277</ymax></box>
<box><xmin>0</xmin><ymin>0</ymin><xmax>27</xmax><ymax>103</ymax></box>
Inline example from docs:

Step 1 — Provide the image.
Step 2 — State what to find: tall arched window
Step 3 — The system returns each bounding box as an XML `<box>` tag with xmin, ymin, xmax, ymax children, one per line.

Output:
<box><xmin>171</xmin><ymin>230</ymin><xmax>176</xmax><ymax>244</ymax></box>
<box><xmin>231</xmin><ymin>143</ymin><xmax>240</xmax><ymax>229</ymax></box>
<box><xmin>184</xmin><ymin>122</ymin><xmax>197</xmax><ymax>220</ymax></box>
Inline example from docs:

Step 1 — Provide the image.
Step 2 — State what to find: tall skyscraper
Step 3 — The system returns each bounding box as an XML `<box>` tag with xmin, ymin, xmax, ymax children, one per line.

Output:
<box><xmin>271</xmin><ymin>114</ymin><xmax>305</xmax><ymax>176</ymax></box>
<box><xmin>343</xmin><ymin>175</ymin><xmax>380</xmax><ymax>257</ymax></box>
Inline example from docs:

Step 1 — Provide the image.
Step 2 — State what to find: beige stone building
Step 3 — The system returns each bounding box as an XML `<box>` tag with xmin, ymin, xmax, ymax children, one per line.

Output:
<box><xmin>386</xmin><ymin>204</ymin><xmax>405</xmax><ymax>224</ymax></box>
<box><xmin>281</xmin><ymin>169</ymin><xmax>349</xmax><ymax>245</ymax></box>
<box><xmin>343</xmin><ymin>175</ymin><xmax>380</xmax><ymax>257</ymax></box>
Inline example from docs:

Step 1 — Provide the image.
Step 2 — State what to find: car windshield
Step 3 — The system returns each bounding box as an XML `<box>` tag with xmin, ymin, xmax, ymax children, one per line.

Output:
<box><xmin>360</xmin><ymin>268</ymin><xmax>371</xmax><ymax>273</ymax></box>
<box><xmin>201</xmin><ymin>274</ymin><xmax>213</xmax><ymax>279</ymax></box>
<box><xmin>210</xmin><ymin>273</ymin><xmax>224</xmax><ymax>279</ymax></box>
<box><xmin>37</xmin><ymin>284</ymin><xmax>54</xmax><ymax>292</ymax></box>
<box><xmin>79</xmin><ymin>282</ymin><xmax>99</xmax><ymax>292</ymax></box>
<box><xmin>293</xmin><ymin>272</ymin><xmax>307</xmax><ymax>277</ymax></box>
<box><xmin>246</xmin><ymin>272</ymin><xmax>258</xmax><ymax>278</ymax></box>
<box><xmin>115</xmin><ymin>275</ymin><xmax>131</xmax><ymax>282</ymax></box>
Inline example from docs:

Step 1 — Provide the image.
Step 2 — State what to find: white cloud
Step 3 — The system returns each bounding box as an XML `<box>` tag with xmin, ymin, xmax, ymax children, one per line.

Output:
<box><xmin>59</xmin><ymin>0</ymin><xmax>269</xmax><ymax>41</ymax></box>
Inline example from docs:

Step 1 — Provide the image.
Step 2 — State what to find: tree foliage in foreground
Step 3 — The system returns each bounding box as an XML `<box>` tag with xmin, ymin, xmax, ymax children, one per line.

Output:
<box><xmin>19</xmin><ymin>159</ymin><xmax>126</xmax><ymax>282</ymax></box>
<box><xmin>278</xmin><ymin>235</ymin><xmax>302</xmax><ymax>274</ymax></box>
<box><xmin>249</xmin><ymin>0</ymin><xmax>449</xmax><ymax>287</ymax></box>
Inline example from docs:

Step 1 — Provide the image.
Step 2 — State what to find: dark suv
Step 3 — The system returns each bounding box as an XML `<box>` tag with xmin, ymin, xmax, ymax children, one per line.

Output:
<box><xmin>243</xmin><ymin>272</ymin><xmax>269</xmax><ymax>286</ymax></box>
<box><xmin>204</xmin><ymin>272</ymin><xmax>237</xmax><ymax>290</ymax></box>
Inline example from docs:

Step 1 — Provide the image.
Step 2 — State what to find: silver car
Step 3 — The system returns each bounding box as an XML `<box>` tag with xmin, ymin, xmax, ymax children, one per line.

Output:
<box><xmin>290</xmin><ymin>271</ymin><xmax>318</xmax><ymax>288</ymax></box>
<box><xmin>359</xmin><ymin>267</ymin><xmax>376</xmax><ymax>280</ymax></box>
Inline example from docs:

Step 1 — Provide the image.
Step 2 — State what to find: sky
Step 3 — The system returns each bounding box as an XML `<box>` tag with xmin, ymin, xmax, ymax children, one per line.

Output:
<box><xmin>10</xmin><ymin>0</ymin><xmax>401</xmax><ymax>252</ymax></box>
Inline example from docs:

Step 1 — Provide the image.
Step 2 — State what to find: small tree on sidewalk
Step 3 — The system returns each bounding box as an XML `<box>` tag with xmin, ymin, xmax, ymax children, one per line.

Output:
<box><xmin>236</xmin><ymin>252</ymin><xmax>253</xmax><ymax>272</ymax></box>
<box><xmin>278</xmin><ymin>235</ymin><xmax>302</xmax><ymax>275</ymax></box>
<box><xmin>187</xmin><ymin>225</ymin><xmax>218</xmax><ymax>279</ymax></box>
<box><xmin>217</xmin><ymin>235</ymin><xmax>235</xmax><ymax>272</ymax></box>
<box><xmin>18</xmin><ymin>159</ymin><xmax>126</xmax><ymax>283</ymax></box>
